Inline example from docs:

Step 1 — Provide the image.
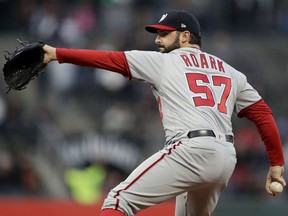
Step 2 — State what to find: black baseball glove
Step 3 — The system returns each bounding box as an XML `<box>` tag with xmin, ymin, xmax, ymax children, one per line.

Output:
<box><xmin>2</xmin><ymin>39</ymin><xmax>47</xmax><ymax>93</ymax></box>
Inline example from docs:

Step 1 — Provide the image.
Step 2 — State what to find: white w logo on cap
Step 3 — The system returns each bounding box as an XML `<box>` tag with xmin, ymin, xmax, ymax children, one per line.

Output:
<box><xmin>159</xmin><ymin>13</ymin><xmax>168</xmax><ymax>22</ymax></box>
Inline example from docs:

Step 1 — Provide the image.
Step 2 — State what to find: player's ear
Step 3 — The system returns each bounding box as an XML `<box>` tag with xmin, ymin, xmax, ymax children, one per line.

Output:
<box><xmin>180</xmin><ymin>31</ymin><xmax>191</xmax><ymax>44</ymax></box>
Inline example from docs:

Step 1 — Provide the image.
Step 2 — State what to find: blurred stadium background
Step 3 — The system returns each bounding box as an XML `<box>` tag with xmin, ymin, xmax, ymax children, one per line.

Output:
<box><xmin>0</xmin><ymin>0</ymin><xmax>288</xmax><ymax>215</ymax></box>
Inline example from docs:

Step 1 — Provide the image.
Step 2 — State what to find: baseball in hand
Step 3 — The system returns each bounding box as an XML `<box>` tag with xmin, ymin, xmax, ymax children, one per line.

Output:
<box><xmin>269</xmin><ymin>181</ymin><xmax>283</xmax><ymax>194</ymax></box>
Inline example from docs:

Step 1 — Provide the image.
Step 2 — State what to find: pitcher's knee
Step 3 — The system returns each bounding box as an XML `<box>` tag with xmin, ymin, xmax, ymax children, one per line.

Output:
<box><xmin>101</xmin><ymin>191</ymin><xmax>137</xmax><ymax>216</ymax></box>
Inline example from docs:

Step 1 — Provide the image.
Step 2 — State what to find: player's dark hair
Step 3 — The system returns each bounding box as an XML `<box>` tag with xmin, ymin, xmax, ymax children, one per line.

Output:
<box><xmin>190</xmin><ymin>34</ymin><xmax>202</xmax><ymax>47</ymax></box>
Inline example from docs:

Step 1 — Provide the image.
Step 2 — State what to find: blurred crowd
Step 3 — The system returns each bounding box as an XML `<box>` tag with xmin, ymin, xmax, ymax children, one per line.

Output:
<box><xmin>0</xmin><ymin>0</ymin><xmax>288</xmax><ymax>203</ymax></box>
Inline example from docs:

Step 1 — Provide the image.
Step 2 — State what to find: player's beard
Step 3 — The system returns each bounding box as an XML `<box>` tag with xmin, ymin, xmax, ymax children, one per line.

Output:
<box><xmin>158</xmin><ymin>34</ymin><xmax>180</xmax><ymax>53</ymax></box>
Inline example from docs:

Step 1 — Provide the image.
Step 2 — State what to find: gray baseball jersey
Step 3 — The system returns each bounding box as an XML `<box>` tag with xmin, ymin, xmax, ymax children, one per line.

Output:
<box><xmin>126</xmin><ymin>47</ymin><xmax>261</xmax><ymax>143</ymax></box>
<box><xmin>101</xmin><ymin>47</ymin><xmax>261</xmax><ymax>216</ymax></box>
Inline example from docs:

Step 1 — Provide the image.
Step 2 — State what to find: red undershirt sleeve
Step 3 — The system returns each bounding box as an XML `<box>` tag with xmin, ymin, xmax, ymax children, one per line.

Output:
<box><xmin>238</xmin><ymin>99</ymin><xmax>285</xmax><ymax>166</ymax></box>
<box><xmin>56</xmin><ymin>48</ymin><xmax>132</xmax><ymax>79</ymax></box>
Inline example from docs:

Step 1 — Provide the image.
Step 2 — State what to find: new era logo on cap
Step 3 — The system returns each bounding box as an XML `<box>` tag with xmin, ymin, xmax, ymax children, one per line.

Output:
<box><xmin>145</xmin><ymin>10</ymin><xmax>201</xmax><ymax>36</ymax></box>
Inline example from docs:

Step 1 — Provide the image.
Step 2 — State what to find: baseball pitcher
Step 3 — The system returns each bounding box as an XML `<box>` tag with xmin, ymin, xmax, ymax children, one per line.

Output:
<box><xmin>42</xmin><ymin>10</ymin><xmax>286</xmax><ymax>216</ymax></box>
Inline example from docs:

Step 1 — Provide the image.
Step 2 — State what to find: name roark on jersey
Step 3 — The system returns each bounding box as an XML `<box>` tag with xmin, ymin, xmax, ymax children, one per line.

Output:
<box><xmin>180</xmin><ymin>53</ymin><xmax>225</xmax><ymax>73</ymax></box>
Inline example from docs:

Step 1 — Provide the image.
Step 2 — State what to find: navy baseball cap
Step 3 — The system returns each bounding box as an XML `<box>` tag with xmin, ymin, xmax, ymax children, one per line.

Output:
<box><xmin>145</xmin><ymin>10</ymin><xmax>201</xmax><ymax>36</ymax></box>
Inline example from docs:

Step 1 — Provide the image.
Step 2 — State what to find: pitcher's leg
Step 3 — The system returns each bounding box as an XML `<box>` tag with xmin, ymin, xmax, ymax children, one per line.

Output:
<box><xmin>175</xmin><ymin>184</ymin><xmax>225</xmax><ymax>216</ymax></box>
<box><xmin>101</xmin><ymin>141</ymin><xmax>187</xmax><ymax>215</ymax></box>
<box><xmin>175</xmin><ymin>193</ymin><xmax>187</xmax><ymax>216</ymax></box>
<box><xmin>188</xmin><ymin>184</ymin><xmax>225</xmax><ymax>216</ymax></box>
<box><xmin>175</xmin><ymin>141</ymin><xmax>236</xmax><ymax>216</ymax></box>
<box><xmin>101</xmin><ymin>140</ymin><xmax>236</xmax><ymax>216</ymax></box>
